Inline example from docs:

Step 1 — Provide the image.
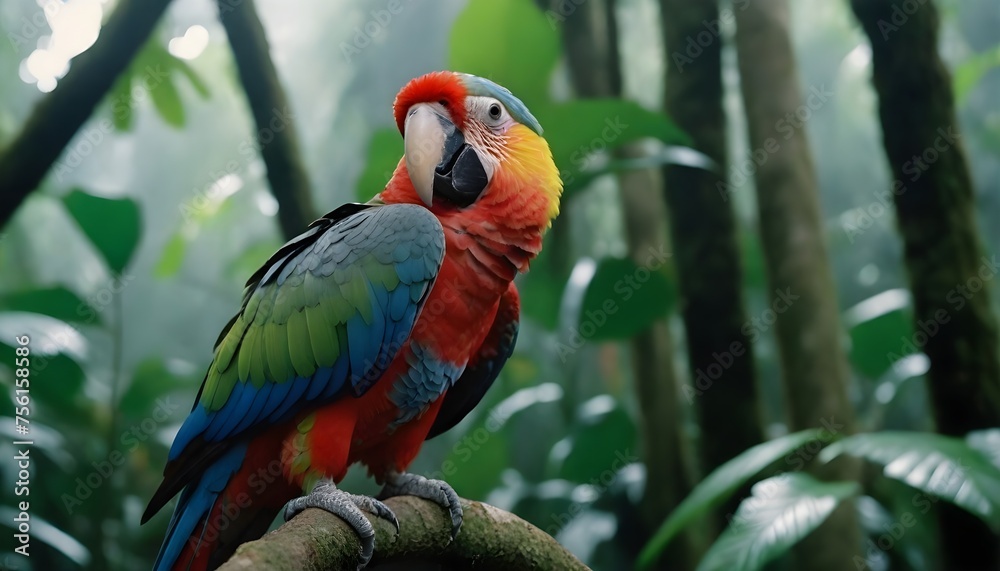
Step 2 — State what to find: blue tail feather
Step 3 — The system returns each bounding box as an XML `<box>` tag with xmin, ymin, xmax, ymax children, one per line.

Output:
<box><xmin>153</xmin><ymin>442</ymin><xmax>248</xmax><ymax>571</ymax></box>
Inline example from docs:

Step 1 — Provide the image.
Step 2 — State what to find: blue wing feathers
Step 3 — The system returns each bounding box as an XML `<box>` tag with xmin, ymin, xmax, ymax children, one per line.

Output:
<box><xmin>147</xmin><ymin>204</ymin><xmax>445</xmax><ymax>528</ymax></box>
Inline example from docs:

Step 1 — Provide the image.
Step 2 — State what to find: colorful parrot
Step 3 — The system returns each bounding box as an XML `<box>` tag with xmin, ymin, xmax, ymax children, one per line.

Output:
<box><xmin>142</xmin><ymin>71</ymin><xmax>562</xmax><ymax>570</ymax></box>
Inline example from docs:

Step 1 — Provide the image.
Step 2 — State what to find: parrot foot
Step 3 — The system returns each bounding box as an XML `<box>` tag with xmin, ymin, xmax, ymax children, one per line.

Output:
<box><xmin>379</xmin><ymin>471</ymin><xmax>463</xmax><ymax>540</ymax></box>
<box><xmin>284</xmin><ymin>480</ymin><xmax>399</xmax><ymax>569</ymax></box>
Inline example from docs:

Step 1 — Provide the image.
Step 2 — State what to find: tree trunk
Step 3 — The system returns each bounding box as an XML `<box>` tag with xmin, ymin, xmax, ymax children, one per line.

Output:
<box><xmin>218</xmin><ymin>0</ymin><xmax>317</xmax><ymax>239</ymax></box>
<box><xmin>734</xmin><ymin>1</ymin><xmax>862</xmax><ymax>570</ymax></box>
<box><xmin>559</xmin><ymin>2</ymin><xmax>702</xmax><ymax>568</ymax></box>
<box><xmin>849</xmin><ymin>1</ymin><xmax>1000</xmax><ymax>568</ymax></box>
<box><xmin>659</xmin><ymin>0</ymin><xmax>765</xmax><ymax>528</ymax></box>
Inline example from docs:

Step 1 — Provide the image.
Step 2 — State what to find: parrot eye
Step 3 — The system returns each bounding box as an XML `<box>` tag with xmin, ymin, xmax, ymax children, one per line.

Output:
<box><xmin>488</xmin><ymin>103</ymin><xmax>502</xmax><ymax>120</ymax></box>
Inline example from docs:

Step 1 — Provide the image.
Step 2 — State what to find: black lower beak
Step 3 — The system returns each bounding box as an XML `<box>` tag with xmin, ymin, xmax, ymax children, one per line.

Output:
<box><xmin>433</xmin><ymin>136</ymin><xmax>489</xmax><ymax>207</ymax></box>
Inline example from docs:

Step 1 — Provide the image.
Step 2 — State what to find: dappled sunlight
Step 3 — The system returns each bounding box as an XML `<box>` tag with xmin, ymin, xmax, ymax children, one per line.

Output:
<box><xmin>20</xmin><ymin>0</ymin><xmax>104</xmax><ymax>92</ymax></box>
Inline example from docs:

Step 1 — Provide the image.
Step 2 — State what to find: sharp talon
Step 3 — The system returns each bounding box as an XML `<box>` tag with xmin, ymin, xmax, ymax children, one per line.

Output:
<box><xmin>284</xmin><ymin>479</ymin><xmax>397</xmax><ymax>569</ymax></box>
<box><xmin>379</xmin><ymin>472</ymin><xmax>464</xmax><ymax>539</ymax></box>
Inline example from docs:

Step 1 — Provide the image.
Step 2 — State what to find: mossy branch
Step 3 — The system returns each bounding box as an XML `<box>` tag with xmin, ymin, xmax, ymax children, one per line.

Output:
<box><xmin>218</xmin><ymin>496</ymin><xmax>590</xmax><ymax>571</ymax></box>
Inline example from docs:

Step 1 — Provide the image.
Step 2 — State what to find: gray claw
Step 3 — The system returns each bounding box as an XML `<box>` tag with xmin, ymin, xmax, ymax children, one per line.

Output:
<box><xmin>379</xmin><ymin>471</ymin><xmax>463</xmax><ymax>540</ymax></box>
<box><xmin>284</xmin><ymin>480</ymin><xmax>399</xmax><ymax>569</ymax></box>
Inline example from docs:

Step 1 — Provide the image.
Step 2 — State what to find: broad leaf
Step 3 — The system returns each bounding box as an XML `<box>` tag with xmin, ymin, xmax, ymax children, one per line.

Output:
<box><xmin>154</xmin><ymin>232</ymin><xmax>187</xmax><ymax>278</ymax></box>
<box><xmin>449</xmin><ymin>0</ymin><xmax>559</xmax><ymax>105</ymax></box>
<box><xmin>517</xmin><ymin>241</ymin><xmax>568</xmax><ymax>329</ymax></box>
<box><xmin>557</xmin><ymin>396</ymin><xmax>636</xmax><ymax>483</ymax></box>
<box><xmin>0</xmin><ymin>313</ymin><xmax>87</xmax><ymax>413</ymax></box>
<box><xmin>0</xmin><ymin>505</ymin><xmax>90</xmax><ymax>566</ymax></box>
<box><xmin>575</xmin><ymin>257</ymin><xmax>674</xmax><ymax>341</ymax></box>
<box><xmin>696</xmin><ymin>473</ymin><xmax>859</xmax><ymax>571</ymax></box>
<box><xmin>820</xmin><ymin>431</ymin><xmax>1000</xmax><ymax>531</ymax></box>
<box><xmin>843</xmin><ymin>289</ymin><xmax>913</xmax><ymax>379</ymax></box>
<box><xmin>0</xmin><ymin>287</ymin><xmax>100</xmax><ymax>326</ymax></box>
<box><xmin>968</xmin><ymin>429</ymin><xmax>1000</xmax><ymax>470</ymax></box>
<box><xmin>150</xmin><ymin>74</ymin><xmax>185</xmax><ymax>127</ymax></box>
<box><xmin>563</xmin><ymin>145</ymin><xmax>715</xmax><ymax>196</ymax></box>
<box><xmin>638</xmin><ymin>429</ymin><xmax>831</xmax><ymax>569</ymax></box>
<box><xmin>62</xmin><ymin>189</ymin><xmax>141</xmax><ymax>274</ymax></box>
<box><xmin>107</xmin><ymin>38</ymin><xmax>208</xmax><ymax>130</ymax></box>
<box><xmin>119</xmin><ymin>358</ymin><xmax>193</xmax><ymax>420</ymax></box>
<box><xmin>543</xmin><ymin>100</ymin><xmax>689</xmax><ymax>197</ymax></box>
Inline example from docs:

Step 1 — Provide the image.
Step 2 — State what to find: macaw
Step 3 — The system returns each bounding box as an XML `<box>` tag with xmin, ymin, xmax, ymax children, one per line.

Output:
<box><xmin>142</xmin><ymin>71</ymin><xmax>562</xmax><ymax>570</ymax></box>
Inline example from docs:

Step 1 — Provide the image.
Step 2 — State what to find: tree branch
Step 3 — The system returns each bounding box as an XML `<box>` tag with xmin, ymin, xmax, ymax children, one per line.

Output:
<box><xmin>219</xmin><ymin>496</ymin><xmax>590</xmax><ymax>570</ymax></box>
<box><xmin>217</xmin><ymin>0</ymin><xmax>317</xmax><ymax>240</ymax></box>
<box><xmin>0</xmin><ymin>0</ymin><xmax>172</xmax><ymax>229</ymax></box>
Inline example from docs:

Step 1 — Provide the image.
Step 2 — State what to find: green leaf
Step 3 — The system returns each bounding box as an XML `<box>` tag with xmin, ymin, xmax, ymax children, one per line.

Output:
<box><xmin>954</xmin><ymin>44</ymin><xmax>1000</xmax><ymax>104</ymax></box>
<box><xmin>0</xmin><ymin>506</ymin><xmax>90</xmax><ymax>566</ymax></box>
<box><xmin>968</xmin><ymin>429</ymin><xmax>1000</xmax><ymax>470</ymax></box>
<box><xmin>821</xmin><ymin>432</ymin><xmax>1000</xmax><ymax>531</ymax></box>
<box><xmin>696</xmin><ymin>473</ymin><xmax>859</xmax><ymax>571</ymax></box>
<box><xmin>0</xmin><ymin>287</ymin><xmax>100</xmax><ymax>326</ymax></box>
<box><xmin>843</xmin><ymin>290</ymin><xmax>913</xmax><ymax>379</ymax></box>
<box><xmin>108</xmin><ymin>68</ymin><xmax>136</xmax><ymax>131</ymax></box>
<box><xmin>174</xmin><ymin>58</ymin><xmax>211</xmax><ymax>99</ymax></box>
<box><xmin>355</xmin><ymin>129</ymin><xmax>402</xmax><ymax>202</ymax></box>
<box><xmin>518</xmin><ymin>241</ymin><xmax>568</xmax><ymax>329</ymax></box>
<box><xmin>558</xmin><ymin>397</ymin><xmax>636</xmax><ymax>483</ymax></box>
<box><xmin>0</xmin><ymin>313</ymin><xmax>87</xmax><ymax>414</ymax></box>
<box><xmin>62</xmin><ymin>189</ymin><xmax>141</xmax><ymax>274</ymax></box>
<box><xmin>449</xmin><ymin>0</ymin><xmax>559</xmax><ymax>105</ymax></box>
<box><xmin>638</xmin><ymin>429</ymin><xmax>831</xmax><ymax>569</ymax></box>
<box><xmin>543</xmin><ymin>100</ymin><xmax>689</xmax><ymax>197</ymax></box>
<box><xmin>562</xmin><ymin>145</ymin><xmax>715</xmax><ymax>196</ymax></box>
<box><xmin>154</xmin><ymin>232</ymin><xmax>187</xmax><ymax>278</ymax></box>
<box><xmin>577</xmin><ymin>257</ymin><xmax>674</xmax><ymax>341</ymax></box>
<box><xmin>120</xmin><ymin>358</ymin><xmax>190</xmax><ymax>417</ymax></box>
<box><xmin>443</xmin><ymin>425</ymin><xmax>508</xmax><ymax>500</ymax></box>
<box><xmin>150</xmin><ymin>75</ymin><xmax>185</xmax><ymax>127</ymax></box>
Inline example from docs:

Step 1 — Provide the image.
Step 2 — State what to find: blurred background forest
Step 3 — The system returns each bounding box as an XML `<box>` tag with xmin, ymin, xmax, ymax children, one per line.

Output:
<box><xmin>1</xmin><ymin>0</ymin><xmax>1000</xmax><ymax>570</ymax></box>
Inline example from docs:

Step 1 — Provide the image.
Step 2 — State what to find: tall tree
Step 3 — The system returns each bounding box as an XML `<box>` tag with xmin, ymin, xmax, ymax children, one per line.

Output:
<box><xmin>734</xmin><ymin>1</ymin><xmax>861</xmax><ymax>569</ymax></box>
<box><xmin>559</xmin><ymin>1</ymin><xmax>702</xmax><ymax>567</ymax></box>
<box><xmin>218</xmin><ymin>0</ymin><xmax>317</xmax><ymax>238</ymax></box>
<box><xmin>658</xmin><ymin>0</ymin><xmax>764</xmax><ymax>526</ymax></box>
<box><xmin>850</xmin><ymin>1</ymin><xmax>1000</xmax><ymax>568</ymax></box>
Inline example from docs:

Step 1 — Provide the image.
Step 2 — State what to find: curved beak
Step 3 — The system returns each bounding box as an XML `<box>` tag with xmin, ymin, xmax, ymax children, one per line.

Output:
<box><xmin>404</xmin><ymin>104</ymin><xmax>489</xmax><ymax>208</ymax></box>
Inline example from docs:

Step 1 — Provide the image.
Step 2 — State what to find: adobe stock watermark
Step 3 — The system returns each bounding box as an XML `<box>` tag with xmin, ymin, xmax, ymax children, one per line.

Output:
<box><xmin>339</xmin><ymin>0</ymin><xmax>413</xmax><ymax>62</ymax></box>
<box><xmin>718</xmin><ymin>84</ymin><xmax>834</xmax><ymax>201</ymax></box>
<box><xmin>684</xmin><ymin>288</ymin><xmax>800</xmax><ymax>403</ymax></box>
<box><xmin>853</xmin><ymin>464</ymin><xmax>967</xmax><ymax>570</ymax></box>
<box><xmin>875</xmin><ymin>0</ymin><xmax>931</xmax><ymax>40</ymax></box>
<box><xmin>62</xmin><ymin>398</ymin><xmax>179</xmax><ymax>514</ymax></box>
<box><xmin>886</xmin><ymin>255</ymin><xmax>999</xmax><ymax>371</ymax></box>
<box><xmin>725</xmin><ymin>416</ymin><xmax>844</xmax><ymax>528</ymax></box>
<box><xmin>559</xmin><ymin>116</ymin><xmax>629</xmax><ymax>188</ymax></box>
<box><xmin>6</xmin><ymin>1</ymin><xmax>65</xmax><ymax>55</ymax></box>
<box><xmin>555</xmin><ymin>245</ymin><xmax>671</xmax><ymax>362</ymax></box>
<box><xmin>543</xmin><ymin>449</ymin><xmax>639</xmax><ymax>537</ymax></box>
<box><xmin>842</xmin><ymin>126</ymin><xmax>961</xmax><ymax>243</ymax></box>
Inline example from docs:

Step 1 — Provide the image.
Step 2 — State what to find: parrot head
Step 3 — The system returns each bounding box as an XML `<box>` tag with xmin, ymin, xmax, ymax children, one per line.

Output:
<box><xmin>383</xmin><ymin>71</ymin><xmax>562</xmax><ymax>236</ymax></box>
